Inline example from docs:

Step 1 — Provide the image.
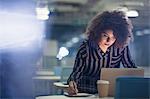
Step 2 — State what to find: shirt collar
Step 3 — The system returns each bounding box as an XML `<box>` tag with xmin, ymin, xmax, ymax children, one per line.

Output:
<box><xmin>87</xmin><ymin>39</ymin><xmax>111</xmax><ymax>53</ymax></box>
<box><xmin>97</xmin><ymin>44</ymin><xmax>111</xmax><ymax>54</ymax></box>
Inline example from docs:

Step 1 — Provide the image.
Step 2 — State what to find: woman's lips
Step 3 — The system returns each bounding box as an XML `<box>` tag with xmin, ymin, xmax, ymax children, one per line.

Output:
<box><xmin>104</xmin><ymin>43</ymin><xmax>110</xmax><ymax>46</ymax></box>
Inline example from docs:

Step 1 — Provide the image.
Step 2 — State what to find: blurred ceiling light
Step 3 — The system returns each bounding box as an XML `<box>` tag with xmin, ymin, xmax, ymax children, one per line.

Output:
<box><xmin>116</xmin><ymin>6</ymin><xmax>128</xmax><ymax>12</ymax></box>
<box><xmin>143</xmin><ymin>29</ymin><xmax>150</xmax><ymax>35</ymax></box>
<box><xmin>36</xmin><ymin>7</ymin><xmax>50</xmax><ymax>15</ymax></box>
<box><xmin>136</xmin><ymin>31</ymin><xmax>143</xmax><ymax>36</ymax></box>
<box><xmin>116</xmin><ymin>7</ymin><xmax>139</xmax><ymax>18</ymax></box>
<box><xmin>124</xmin><ymin>1</ymin><xmax>144</xmax><ymax>6</ymax></box>
<box><xmin>66</xmin><ymin>42</ymin><xmax>73</xmax><ymax>48</ymax></box>
<box><xmin>126</xmin><ymin>10</ymin><xmax>139</xmax><ymax>17</ymax></box>
<box><xmin>56</xmin><ymin>47</ymin><xmax>69</xmax><ymax>60</ymax></box>
<box><xmin>0</xmin><ymin>35</ymin><xmax>38</xmax><ymax>49</ymax></box>
<box><xmin>36</xmin><ymin>7</ymin><xmax>49</xmax><ymax>20</ymax></box>
<box><xmin>72</xmin><ymin>37</ymin><xmax>79</xmax><ymax>43</ymax></box>
<box><xmin>0</xmin><ymin>11</ymin><xmax>44</xmax><ymax>49</ymax></box>
<box><xmin>36</xmin><ymin>14</ymin><xmax>49</xmax><ymax>20</ymax></box>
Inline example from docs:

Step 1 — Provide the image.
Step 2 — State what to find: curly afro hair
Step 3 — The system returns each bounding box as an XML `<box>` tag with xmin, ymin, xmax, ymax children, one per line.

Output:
<box><xmin>85</xmin><ymin>10</ymin><xmax>133</xmax><ymax>48</ymax></box>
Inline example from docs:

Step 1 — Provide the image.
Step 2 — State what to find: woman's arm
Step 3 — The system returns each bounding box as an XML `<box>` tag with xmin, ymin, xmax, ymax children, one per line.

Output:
<box><xmin>121</xmin><ymin>46</ymin><xmax>137</xmax><ymax>68</ymax></box>
<box><xmin>67</xmin><ymin>42</ymin><xmax>87</xmax><ymax>83</ymax></box>
<box><xmin>67</xmin><ymin>42</ymin><xmax>87</xmax><ymax>94</ymax></box>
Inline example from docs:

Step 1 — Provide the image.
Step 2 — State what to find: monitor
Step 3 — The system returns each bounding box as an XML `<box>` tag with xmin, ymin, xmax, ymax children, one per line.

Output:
<box><xmin>115</xmin><ymin>77</ymin><xmax>149</xmax><ymax>99</ymax></box>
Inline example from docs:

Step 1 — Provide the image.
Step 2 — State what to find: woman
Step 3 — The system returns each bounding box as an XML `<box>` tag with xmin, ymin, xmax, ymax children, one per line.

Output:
<box><xmin>67</xmin><ymin>10</ymin><xmax>137</xmax><ymax>95</ymax></box>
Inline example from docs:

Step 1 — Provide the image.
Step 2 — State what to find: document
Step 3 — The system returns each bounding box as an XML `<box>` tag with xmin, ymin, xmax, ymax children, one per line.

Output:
<box><xmin>64</xmin><ymin>92</ymin><xmax>92</xmax><ymax>97</ymax></box>
<box><xmin>53</xmin><ymin>82</ymin><xmax>69</xmax><ymax>88</ymax></box>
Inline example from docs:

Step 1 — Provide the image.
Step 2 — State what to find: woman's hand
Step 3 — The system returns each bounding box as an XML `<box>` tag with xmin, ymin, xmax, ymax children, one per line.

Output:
<box><xmin>67</xmin><ymin>81</ymin><xmax>78</xmax><ymax>95</ymax></box>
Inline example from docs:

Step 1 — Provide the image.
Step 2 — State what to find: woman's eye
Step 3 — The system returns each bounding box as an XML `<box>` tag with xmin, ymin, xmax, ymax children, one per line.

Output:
<box><xmin>103</xmin><ymin>34</ymin><xmax>108</xmax><ymax>37</ymax></box>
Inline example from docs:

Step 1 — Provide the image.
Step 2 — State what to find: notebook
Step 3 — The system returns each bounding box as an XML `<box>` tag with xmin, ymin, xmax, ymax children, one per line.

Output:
<box><xmin>64</xmin><ymin>92</ymin><xmax>92</xmax><ymax>97</ymax></box>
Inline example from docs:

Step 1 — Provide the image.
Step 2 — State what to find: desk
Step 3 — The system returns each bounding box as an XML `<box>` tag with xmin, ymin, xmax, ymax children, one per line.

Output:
<box><xmin>33</xmin><ymin>76</ymin><xmax>61</xmax><ymax>96</ymax></box>
<box><xmin>36</xmin><ymin>95</ymin><xmax>113</xmax><ymax>99</ymax></box>
<box><xmin>33</xmin><ymin>76</ymin><xmax>60</xmax><ymax>81</ymax></box>
<box><xmin>36</xmin><ymin>71</ymin><xmax>55</xmax><ymax>76</ymax></box>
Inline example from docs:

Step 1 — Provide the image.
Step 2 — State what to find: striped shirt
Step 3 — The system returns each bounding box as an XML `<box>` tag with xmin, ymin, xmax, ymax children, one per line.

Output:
<box><xmin>67</xmin><ymin>40</ymin><xmax>136</xmax><ymax>94</ymax></box>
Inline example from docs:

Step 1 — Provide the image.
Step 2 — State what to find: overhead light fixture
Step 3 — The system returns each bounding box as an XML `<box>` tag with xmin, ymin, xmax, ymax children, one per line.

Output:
<box><xmin>72</xmin><ymin>37</ymin><xmax>79</xmax><ymax>43</ymax></box>
<box><xmin>126</xmin><ymin>10</ymin><xmax>139</xmax><ymax>17</ymax></box>
<box><xmin>36</xmin><ymin>7</ymin><xmax>50</xmax><ymax>20</ymax></box>
<box><xmin>36</xmin><ymin>7</ymin><xmax>50</xmax><ymax>15</ymax></box>
<box><xmin>116</xmin><ymin>7</ymin><xmax>139</xmax><ymax>18</ymax></box>
<box><xmin>36</xmin><ymin>14</ymin><xmax>49</xmax><ymax>20</ymax></box>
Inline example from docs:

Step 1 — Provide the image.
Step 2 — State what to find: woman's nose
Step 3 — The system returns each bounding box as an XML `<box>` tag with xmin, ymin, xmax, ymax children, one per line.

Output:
<box><xmin>106</xmin><ymin>38</ymin><xmax>110</xmax><ymax>42</ymax></box>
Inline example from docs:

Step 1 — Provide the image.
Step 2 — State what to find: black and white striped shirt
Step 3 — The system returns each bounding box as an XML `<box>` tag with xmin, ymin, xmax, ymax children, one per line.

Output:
<box><xmin>67</xmin><ymin>40</ymin><xmax>136</xmax><ymax>94</ymax></box>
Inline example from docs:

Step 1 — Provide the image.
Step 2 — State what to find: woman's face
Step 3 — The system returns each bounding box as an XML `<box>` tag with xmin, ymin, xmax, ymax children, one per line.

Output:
<box><xmin>99</xmin><ymin>29</ymin><xmax>116</xmax><ymax>48</ymax></box>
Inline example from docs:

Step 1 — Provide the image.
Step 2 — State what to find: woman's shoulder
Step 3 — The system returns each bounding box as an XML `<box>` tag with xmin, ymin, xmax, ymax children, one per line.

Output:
<box><xmin>77</xmin><ymin>40</ymin><xmax>89</xmax><ymax>56</ymax></box>
<box><xmin>79</xmin><ymin>39</ymin><xmax>89</xmax><ymax>48</ymax></box>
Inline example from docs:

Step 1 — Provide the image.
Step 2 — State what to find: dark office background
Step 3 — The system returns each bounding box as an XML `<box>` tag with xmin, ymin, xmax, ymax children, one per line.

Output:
<box><xmin>0</xmin><ymin>0</ymin><xmax>149</xmax><ymax>98</ymax></box>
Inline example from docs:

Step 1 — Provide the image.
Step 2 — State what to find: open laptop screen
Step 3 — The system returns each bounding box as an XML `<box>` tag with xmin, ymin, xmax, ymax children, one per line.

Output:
<box><xmin>100</xmin><ymin>68</ymin><xmax>144</xmax><ymax>96</ymax></box>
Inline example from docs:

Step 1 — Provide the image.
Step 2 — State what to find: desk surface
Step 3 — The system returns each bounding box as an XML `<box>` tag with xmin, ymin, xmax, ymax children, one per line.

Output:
<box><xmin>36</xmin><ymin>95</ymin><xmax>113</xmax><ymax>99</ymax></box>
<box><xmin>36</xmin><ymin>71</ymin><xmax>55</xmax><ymax>76</ymax></box>
<box><xmin>33</xmin><ymin>76</ymin><xmax>61</xmax><ymax>80</ymax></box>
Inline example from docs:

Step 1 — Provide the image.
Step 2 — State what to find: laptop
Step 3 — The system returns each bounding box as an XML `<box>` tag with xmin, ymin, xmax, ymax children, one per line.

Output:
<box><xmin>100</xmin><ymin>68</ymin><xmax>144</xmax><ymax>97</ymax></box>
